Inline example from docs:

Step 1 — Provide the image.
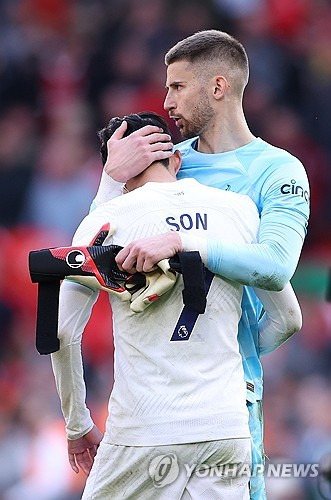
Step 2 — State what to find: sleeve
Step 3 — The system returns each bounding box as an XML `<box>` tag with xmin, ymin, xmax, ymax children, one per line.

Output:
<box><xmin>51</xmin><ymin>280</ymin><xmax>99</xmax><ymax>439</ymax></box>
<box><xmin>254</xmin><ymin>283</ymin><xmax>302</xmax><ymax>356</ymax></box>
<box><xmin>206</xmin><ymin>160</ymin><xmax>310</xmax><ymax>290</ymax></box>
<box><xmin>90</xmin><ymin>170</ymin><xmax>124</xmax><ymax>212</ymax></box>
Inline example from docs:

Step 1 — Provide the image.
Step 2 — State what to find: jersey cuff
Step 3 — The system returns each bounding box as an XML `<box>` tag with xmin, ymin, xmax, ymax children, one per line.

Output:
<box><xmin>67</xmin><ymin>420</ymin><xmax>95</xmax><ymax>441</ymax></box>
<box><xmin>90</xmin><ymin>171</ymin><xmax>124</xmax><ymax>212</ymax></box>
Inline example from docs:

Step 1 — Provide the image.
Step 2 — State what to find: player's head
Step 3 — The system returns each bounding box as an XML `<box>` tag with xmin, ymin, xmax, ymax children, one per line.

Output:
<box><xmin>164</xmin><ymin>30</ymin><xmax>249</xmax><ymax>138</ymax></box>
<box><xmin>98</xmin><ymin>111</ymin><xmax>171</xmax><ymax>167</ymax></box>
<box><xmin>98</xmin><ymin>111</ymin><xmax>180</xmax><ymax>191</ymax></box>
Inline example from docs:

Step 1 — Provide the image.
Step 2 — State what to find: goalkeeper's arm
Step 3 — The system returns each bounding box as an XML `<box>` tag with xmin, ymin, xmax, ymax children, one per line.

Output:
<box><xmin>179</xmin><ymin>232</ymin><xmax>303</xmax><ymax>354</ymax></box>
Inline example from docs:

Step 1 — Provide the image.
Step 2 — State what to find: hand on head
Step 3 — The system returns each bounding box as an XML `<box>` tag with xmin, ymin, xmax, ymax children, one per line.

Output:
<box><xmin>103</xmin><ymin>119</ymin><xmax>173</xmax><ymax>183</ymax></box>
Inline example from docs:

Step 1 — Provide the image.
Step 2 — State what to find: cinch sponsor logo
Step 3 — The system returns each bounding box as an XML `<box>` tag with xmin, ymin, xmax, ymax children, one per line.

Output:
<box><xmin>280</xmin><ymin>179</ymin><xmax>309</xmax><ymax>202</ymax></box>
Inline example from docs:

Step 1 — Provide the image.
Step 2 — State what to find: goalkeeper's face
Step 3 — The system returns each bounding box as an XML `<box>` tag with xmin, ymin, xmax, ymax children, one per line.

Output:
<box><xmin>164</xmin><ymin>60</ymin><xmax>215</xmax><ymax>139</ymax></box>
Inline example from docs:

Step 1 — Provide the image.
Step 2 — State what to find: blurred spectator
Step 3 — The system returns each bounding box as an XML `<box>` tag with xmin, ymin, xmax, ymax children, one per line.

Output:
<box><xmin>259</xmin><ymin>106</ymin><xmax>331</xmax><ymax>248</ymax></box>
<box><xmin>300</xmin><ymin>2</ymin><xmax>331</xmax><ymax>159</ymax></box>
<box><xmin>213</xmin><ymin>0</ymin><xmax>264</xmax><ymax>19</ymax></box>
<box><xmin>0</xmin><ymin>106</ymin><xmax>38</xmax><ymax>227</ymax></box>
<box><xmin>22</xmin><ymin>102</ymin><xmax>100</xmax><ymax>240</ymax></box>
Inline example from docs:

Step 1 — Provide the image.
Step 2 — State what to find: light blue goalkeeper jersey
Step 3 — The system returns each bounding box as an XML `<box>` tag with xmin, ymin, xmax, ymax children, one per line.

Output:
<box><xmin>175</xmin><ymin>136</ymin><xmax>310</xmax><ymax>402</ymax></box>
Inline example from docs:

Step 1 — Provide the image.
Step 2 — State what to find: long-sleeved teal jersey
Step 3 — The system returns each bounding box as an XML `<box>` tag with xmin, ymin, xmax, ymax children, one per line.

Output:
<box><xmin>175</xmin><ymin>136</ymin><xmax>310</xmax><ymax>402</ymax></box>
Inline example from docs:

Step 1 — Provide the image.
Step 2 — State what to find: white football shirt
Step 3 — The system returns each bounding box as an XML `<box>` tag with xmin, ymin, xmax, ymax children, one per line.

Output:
<box><xmin>68</xmin><ymin>178</ymin><xmax>259</xmax><ymax>446</ymax></box>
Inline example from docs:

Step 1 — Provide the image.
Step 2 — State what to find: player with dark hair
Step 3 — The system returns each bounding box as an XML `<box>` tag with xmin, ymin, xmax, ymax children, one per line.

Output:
<box><xmin>52</xmin><ymin>111</ymin><xmax>302</xmax><ymax>499</ymax></box>
<box><xmin>93</xmin><ymin>30</ymin><xmax>310</xmax><ymax>499</ymax></box>
<box><xmin>98</xmin><ymin>112</ymin><xmax>171</xmax><ymax>168</ymax></box>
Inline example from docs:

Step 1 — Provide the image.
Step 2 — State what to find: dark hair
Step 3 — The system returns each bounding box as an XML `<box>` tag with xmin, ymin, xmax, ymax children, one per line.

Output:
<box><xmin>165</xmin><ymin>30</ymin><xmax>249</xmax><ymax>94</ymax></box>
<box><xmin>98</xmin><ymin>111</ymin><xmax>171</xmax><ymax>167</ymax></box>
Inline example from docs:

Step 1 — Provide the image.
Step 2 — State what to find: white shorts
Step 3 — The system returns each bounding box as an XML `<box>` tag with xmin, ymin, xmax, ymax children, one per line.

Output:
<box><xmin>82</xmin><ymin>437</ymin><xmax>251</xmax><ymax>499</ymax></box>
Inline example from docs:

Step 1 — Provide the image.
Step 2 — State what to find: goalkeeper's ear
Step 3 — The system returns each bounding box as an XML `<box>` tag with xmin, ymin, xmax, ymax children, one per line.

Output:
<box><xmin>130</xmin><ymin>259</ymin><xmax>177</xmax><ymax>313</ymax></box>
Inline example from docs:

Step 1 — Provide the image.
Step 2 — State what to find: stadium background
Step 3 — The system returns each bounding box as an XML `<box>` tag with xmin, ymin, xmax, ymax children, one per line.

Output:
<box><xmin>0</xmin><ymin>0</ymin><xmax>330</xmax><ymax>498</ymax></box>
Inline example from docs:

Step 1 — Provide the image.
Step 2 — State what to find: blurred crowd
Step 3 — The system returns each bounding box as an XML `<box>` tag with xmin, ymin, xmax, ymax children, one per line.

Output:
<box><xmin>0</xmin><ymin>0</ymin><xmax>330</xmax><ymax>499</ymax></box>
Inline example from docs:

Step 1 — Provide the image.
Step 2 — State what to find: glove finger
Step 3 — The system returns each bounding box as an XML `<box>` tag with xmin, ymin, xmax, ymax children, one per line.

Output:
<box><xmin>89</xmin><ymin>223</ymin><xmax>117</xmax><ymax>246</ymax></box>
<box><xmin>157</xmin><ymin>259</ymin><xmax>177</xmax><ymax>280</ymax></box>
<box><xmin>142</xmin><ymin>274</ymin><xmax>176</xmax><ymax>304</ymax></box>
<box><xmin>130</xmin><ymin>270</ymin><xmax>177</xmax><ymax>313</ymax></box>
<box><xmin>68</xmin><ymin>276</ymin><xmax>132</xmax><ymax>301</ymax></box>
<box><xmin>130</xmin><ymin>271</ymin><xmax>160</xmax><ymax>313</ymax></box>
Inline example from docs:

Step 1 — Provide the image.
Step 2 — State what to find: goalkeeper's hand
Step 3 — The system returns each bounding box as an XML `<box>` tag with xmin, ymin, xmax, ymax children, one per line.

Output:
<box><xmin>130</xmin><ymin>259</ymin><xmax>177</xmax><ymax>313</ymax></box>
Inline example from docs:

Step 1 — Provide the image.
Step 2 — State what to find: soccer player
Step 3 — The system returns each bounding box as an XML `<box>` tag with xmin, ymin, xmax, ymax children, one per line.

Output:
<box><xmin>51</xmin><ymin>112</ymin><xmax>302</xmax><ymax>500</ymax></box>
<box><xmin>93</xmin><ymin>31</ymin><xmax>310</xmax><ymax>499</ymax></box>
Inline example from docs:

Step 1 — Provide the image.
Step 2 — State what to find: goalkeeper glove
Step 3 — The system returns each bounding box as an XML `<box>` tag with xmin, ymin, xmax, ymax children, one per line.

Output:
<box><xmin>130</xmin><ymin>259</ymin><xmax>177</xmax><ymax>313</ymax></box>
<box><xmin>128</xmin><ymin>251</ymin><xmax>206</xmax><ymax>314</ymax></box>
<box><xmin>29</xmin><ymin>223</ymin><xmax>145</xmax><ymax>302</ymax></box>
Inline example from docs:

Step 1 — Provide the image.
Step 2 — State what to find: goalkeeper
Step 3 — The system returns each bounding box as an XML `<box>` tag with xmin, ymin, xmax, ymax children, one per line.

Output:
<box><xmin>52</xmin><ymin>112</ymin><xmax>302</xmax><ymax>499</ymax></box>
